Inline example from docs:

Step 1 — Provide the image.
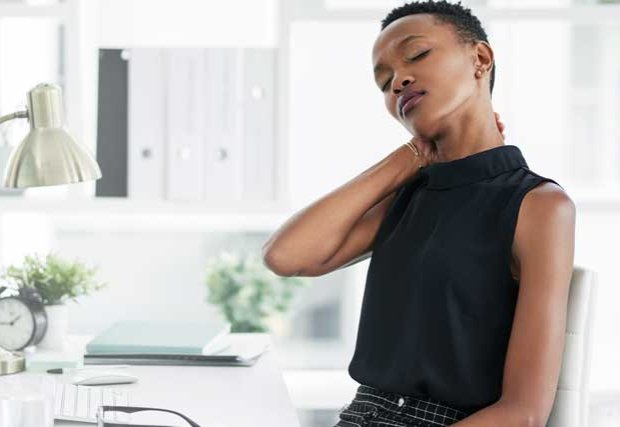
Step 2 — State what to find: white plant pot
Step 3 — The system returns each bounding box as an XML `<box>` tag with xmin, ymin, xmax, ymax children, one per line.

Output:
<box><xmin>38</xmin><ymin>304</ymin><xmax>68</xmax><ymax>351</ymax></box>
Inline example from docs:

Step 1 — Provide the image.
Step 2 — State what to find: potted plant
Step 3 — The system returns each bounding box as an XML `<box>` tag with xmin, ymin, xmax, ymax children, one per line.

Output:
<box><xmin>1</xmin><ymin>253</ymin><xmax>106</xmax><ymax>350</ymax></box>
<box><xmin>204</xmin><ymin>251</ymin><xmax>308</xmax><ymax>334</ymax></box>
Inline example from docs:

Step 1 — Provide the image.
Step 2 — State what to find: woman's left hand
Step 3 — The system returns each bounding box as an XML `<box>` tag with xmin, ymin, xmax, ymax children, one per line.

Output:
<box><xmin>494</xmin><ymin>112</ymin><xmax>505</xmax><ymax>140</ymax></box>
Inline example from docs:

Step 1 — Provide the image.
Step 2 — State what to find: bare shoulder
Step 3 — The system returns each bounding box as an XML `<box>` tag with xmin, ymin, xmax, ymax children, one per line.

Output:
<box><xmin>513</xmin><ymin>180</ymin><xmax>576</xmax><ymax>256</ymax></box>
<box><xmin>521</xmin><ymin>181</ymin><xmax>575</xmax><ymax>218</ymax></box>
<box><xmin>501</xmin><ymin>180</ymin><xmax>576</xmax><ymax>420</ymax></box>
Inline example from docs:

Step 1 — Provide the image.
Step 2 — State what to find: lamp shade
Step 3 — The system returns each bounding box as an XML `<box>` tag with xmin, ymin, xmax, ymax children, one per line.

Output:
<box><xmin>2</xmin><ymin>83</ymin><xmax>102</xmax><ymax>188</ymax></box>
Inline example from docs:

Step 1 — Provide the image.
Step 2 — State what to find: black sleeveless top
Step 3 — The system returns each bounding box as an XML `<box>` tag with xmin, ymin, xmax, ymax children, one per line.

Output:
<box><xmin>347</xmin><ymin>144</ymin><xmax>562</xmax><ymax>414</ymax></box>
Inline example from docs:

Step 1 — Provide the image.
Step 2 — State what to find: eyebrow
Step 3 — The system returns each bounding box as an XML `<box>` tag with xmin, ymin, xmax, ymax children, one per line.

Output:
<box><xmin>373</xmin><ymin>34</ymin><xmax>426</xmax><ymax>74</ymax></box>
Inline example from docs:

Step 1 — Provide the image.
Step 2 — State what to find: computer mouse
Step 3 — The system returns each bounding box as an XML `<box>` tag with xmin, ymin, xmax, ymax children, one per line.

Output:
<box><xmin>71</xmin><ymin>370</ymin><xmax>139</xmax><ymax>386</ymax></box>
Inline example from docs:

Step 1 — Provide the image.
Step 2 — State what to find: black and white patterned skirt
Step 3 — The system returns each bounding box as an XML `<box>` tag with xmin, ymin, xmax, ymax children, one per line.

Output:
<box><xmin>334</xmin><ymin>384</ymin><xmax>471</xmax><ymax>427</ymax></box>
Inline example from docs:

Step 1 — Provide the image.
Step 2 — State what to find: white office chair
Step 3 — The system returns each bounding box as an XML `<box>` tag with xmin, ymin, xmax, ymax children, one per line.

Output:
<box><xmin>546</xmin><ymin>266</ymin><xmax>598</xmax><ymax>427</ymax></box>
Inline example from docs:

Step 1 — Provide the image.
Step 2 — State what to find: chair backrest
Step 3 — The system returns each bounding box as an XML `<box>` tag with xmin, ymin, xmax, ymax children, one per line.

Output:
<box><xmin>546</xmin><ymin>266</ymin><xmax>598</xmax><ymax>427</ymax></box>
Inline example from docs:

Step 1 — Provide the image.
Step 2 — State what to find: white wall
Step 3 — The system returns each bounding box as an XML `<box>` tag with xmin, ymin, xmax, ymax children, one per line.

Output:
<box><xmin>97</xmin><ymin>0</ymin><xmax>278</xmax><ymax>48</ymax></box>
<box><xmin>55</xmin><ymin>230</ymin><xmax>266</xmax><ymax>335</ymax></box>
<box><xmin>573</xmin><ymin>209</ymin><xmax>620</xmax><ymax>391</ymax></box>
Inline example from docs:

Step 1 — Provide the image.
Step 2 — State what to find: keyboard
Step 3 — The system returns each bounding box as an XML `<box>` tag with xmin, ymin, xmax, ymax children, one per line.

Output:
<box><xmin>54</xmin><ymin>381</ymin><xmax>131</xmax><ymax>423</ymax></box>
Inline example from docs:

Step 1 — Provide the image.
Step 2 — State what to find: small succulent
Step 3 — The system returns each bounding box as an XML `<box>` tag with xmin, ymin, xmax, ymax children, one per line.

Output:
<box><xmin>1</xmin><ymin>253</ymin><xmax>106</xmax><ymax>305</ymax></box>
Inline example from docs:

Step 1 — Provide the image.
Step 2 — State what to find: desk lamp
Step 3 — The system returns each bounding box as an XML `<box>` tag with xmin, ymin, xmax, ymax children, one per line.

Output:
<box><xmin>0</xmin><ymin>83</ymin><xmax>102</xmax><ymax>188</ymax></box>
<box><xmin>0</xmin><ymin>84</ymin><xmax>102</xmax><ymax>371</ymax></box>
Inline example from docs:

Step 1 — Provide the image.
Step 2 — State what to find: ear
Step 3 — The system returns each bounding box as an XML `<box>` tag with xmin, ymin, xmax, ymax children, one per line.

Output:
<box><xmin>473</xmin><ymin>40</ymin><xmax>494</xmax><ymax>75</ymax></box>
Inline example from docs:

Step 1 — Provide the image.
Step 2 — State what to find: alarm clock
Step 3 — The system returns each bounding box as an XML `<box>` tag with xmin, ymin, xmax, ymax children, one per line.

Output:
<box><xmin>0</xmin><ymin>286</ymin><xmax>47</xmax><ymax>351</ymax></box>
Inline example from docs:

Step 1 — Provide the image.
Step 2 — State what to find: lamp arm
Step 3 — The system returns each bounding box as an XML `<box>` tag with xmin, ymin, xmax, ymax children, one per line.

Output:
<box><xmin>0</xmin><ymin>110</ymin><xmax>28</xmax><ymax>126</ymax></box>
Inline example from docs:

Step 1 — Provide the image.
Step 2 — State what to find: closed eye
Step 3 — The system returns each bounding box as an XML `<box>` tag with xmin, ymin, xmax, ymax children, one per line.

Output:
<box><xmin>380</xmin><ymin>49</ymin><xmax>432</xmax><ymax>92</ymax></box>
<box><xmin>408</xmin><ymin>49</ymin><xmax>431</xmax><ymax>63</ymax></box>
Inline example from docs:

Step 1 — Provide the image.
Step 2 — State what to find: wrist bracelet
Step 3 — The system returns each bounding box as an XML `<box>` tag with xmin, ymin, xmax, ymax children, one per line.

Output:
<box><xmin>403</xmin><ymin>141</ymin><xmax>424</xmax><ymax>170</ymax></box>
<box><xmin>403</xmin><ymin>140</ymin><xmax>419</xmax><ymax>157</ymax></box>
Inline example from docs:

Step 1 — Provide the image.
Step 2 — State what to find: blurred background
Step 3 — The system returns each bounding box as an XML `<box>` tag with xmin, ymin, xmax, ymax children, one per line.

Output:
<box><xmin>0</xmin><ymin>0</ymin><xmax>619</xmax><ymax>425</ymax></box>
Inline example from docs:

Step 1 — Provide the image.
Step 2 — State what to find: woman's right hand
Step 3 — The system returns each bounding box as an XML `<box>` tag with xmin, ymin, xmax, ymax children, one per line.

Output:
<box><xmin>407</xmin><ymin>111</ymin><xmax>505</xmax><ymax>169</ymax></box>
<box><xmin>408</xmin><ymin>135</ymin><xmax>437</xmax><ymax>168</ymax></box>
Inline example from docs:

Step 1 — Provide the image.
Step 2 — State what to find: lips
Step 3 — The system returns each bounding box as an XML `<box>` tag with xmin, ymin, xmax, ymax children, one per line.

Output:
<box><xmin>398</xmin><ymin>90</ymin><xmax>426</xmax><ymax>117</ymax></box>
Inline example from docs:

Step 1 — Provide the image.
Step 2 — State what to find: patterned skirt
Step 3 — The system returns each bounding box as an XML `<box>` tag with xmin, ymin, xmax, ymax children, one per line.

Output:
<box><xmin>333</xmin><ymin>384</ymin><xmax>471</xmax><ymax>427</ymax></box>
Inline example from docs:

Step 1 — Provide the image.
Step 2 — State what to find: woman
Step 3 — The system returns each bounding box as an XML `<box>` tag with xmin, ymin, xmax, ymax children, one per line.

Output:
<box><xmin>262</xmin><ymin>1</ymin><xmax>575</xmax><ymax>426</ymax></box>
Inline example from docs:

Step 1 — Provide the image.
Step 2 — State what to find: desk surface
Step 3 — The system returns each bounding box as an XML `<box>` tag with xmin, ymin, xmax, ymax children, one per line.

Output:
<box><xmin>22</xmin><ymin>333</ymin><xmax>299</xmax><ymax>427</ymax></box>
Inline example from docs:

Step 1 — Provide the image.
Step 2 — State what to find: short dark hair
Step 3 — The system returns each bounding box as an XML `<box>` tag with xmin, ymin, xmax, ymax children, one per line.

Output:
<box><xmin>380</xmin><ymin>0</ymin><xmax>495</xmax><ymax>95</ymax></box>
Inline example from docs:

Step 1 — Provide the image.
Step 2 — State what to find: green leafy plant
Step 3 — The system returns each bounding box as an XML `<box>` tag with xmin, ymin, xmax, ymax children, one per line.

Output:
<box><xmin>205</xmin><ymin>251</ymin><xmax>308</xmax><ymax>333</ymax></box>
<box><xmin>1</xmin><ymin>253</ymin><xmax>106</xmax><ymax>305</ymax></box>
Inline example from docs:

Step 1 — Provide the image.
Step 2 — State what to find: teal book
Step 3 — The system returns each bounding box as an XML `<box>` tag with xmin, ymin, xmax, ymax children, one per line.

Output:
<box><xmin>86</xmin><ymin>319</ymin><xmax>231</xmax><ymax>355</ymax></box>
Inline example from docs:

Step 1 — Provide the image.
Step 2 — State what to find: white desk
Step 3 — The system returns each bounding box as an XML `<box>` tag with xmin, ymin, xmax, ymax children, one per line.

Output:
<box><xmin>16</xmin><ymin>333</ymin><xmax>300</xmax><ymax>427</ymax></box>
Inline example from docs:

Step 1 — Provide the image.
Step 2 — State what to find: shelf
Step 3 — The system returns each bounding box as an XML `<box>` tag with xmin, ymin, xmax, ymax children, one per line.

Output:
<box><xmin>0</xmin><ymin>195</ymin><xmax>288</xmax><ymax>213</ymax></box>
<box><xmin>1</xmin><ymin>186</ymin><xmax>620</xmax><ymax>233</ymax></box>
<box><xmin>293</xmin><ymin>4</ymin><xmax>620</xmax><ymax>23</ymax></box>
<box><xmin>0</xmin><ymin>196</ymin><xmax>292</xmax><ymax>232</ymax></box>
<box><xmin>0</xmin><ymin>2</ymin><xmax>68</xmax><ymax>19</ymax></box>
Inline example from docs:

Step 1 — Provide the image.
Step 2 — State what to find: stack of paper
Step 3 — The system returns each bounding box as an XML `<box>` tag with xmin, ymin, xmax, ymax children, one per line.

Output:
<box><xmin>86</xmin><ymin>319</ymin><xmax>231</xmax><ymax>355</ymax></box>
<box><xmin>84</xmin><ymin>319</ymin><xmax>267</xmax><ymax>367</ymax></box>
<box><xmin>204</xmin><ymin>336</ymin><xmax>271</xmax><ymax>360</ymax></box>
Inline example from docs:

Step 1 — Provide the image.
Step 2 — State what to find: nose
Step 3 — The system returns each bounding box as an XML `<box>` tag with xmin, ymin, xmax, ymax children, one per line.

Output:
<box><xmin>394</xmin><ymin>75</ymin><xmax>415</xmax><ymax>94</ymax></box>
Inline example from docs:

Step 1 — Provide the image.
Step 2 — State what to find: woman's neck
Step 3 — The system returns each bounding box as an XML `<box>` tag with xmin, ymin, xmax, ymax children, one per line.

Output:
<box><xmin>430</xmin><ymin>102</ymin><xmax>505</xmax><ymax>164</ymax></box>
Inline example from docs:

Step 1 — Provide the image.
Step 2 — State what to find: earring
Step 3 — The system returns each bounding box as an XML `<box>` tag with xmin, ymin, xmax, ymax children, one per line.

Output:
<box><xmin>476</xmin><ymin>69</ymin><xmax>483</xmax><ymax>77</ymax></box>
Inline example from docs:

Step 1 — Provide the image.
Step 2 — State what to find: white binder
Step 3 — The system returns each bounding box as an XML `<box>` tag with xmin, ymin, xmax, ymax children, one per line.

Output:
<box><xmin>203</xmin><ymin>48</ymin><xmax>243</xmax><ymax>202</ymax></box>
<box><xmin>128</xmin><ymin>48</ymin><xmax>166</xmax><ymax>200</ymax></box>
<box><xmin>165</xmin><ymin>49</ymin><xmax>206</xmax><ymax>201</ymax></box>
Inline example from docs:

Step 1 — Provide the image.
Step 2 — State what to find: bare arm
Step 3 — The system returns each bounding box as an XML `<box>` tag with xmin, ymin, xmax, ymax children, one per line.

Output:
<box><xmin>262</xmin><ymin>144</ymin><xmax>424</xmax><ymax>277</ymax></box>
<box><xmin>450</xmin><ymin>182</ymin><xmax>576</xmax><ymax>427</ymax></box>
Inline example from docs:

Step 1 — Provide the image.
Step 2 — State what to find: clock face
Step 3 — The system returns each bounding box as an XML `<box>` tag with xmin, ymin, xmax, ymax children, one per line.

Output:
<box><xmin>0</xmin><ymin>297</ymin><xmax>35</xmax><ymax>351</ymax></box>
